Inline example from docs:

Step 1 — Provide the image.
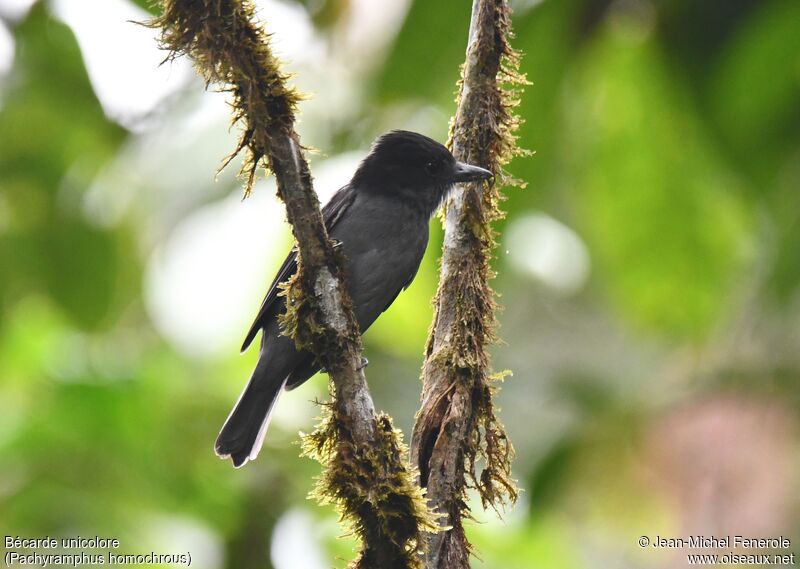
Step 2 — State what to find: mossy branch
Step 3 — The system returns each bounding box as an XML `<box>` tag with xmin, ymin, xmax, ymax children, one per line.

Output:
<box><xmin>410</xmin><ymin>0</ymin><xmax>527</xmax><ymax>567</ymax></box>
<box><xmin>150</xmin><ymin>1</ymin><xmax>435</xmax><ymax>567</ymax></box>
<box><xmin>150</xmin><ymin>0</ymin><xmax>301</xmax><ymax>197</ymax></box>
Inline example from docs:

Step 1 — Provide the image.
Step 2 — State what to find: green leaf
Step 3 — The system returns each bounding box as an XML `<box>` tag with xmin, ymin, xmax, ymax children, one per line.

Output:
<box><xmin>0</xmin><ymin>4</ymin><xmax>127</xmax><ymax>329</ymax></box>
<box><xmin>38</xmin><ymin>216</ymin><xmax>120</xmax><ymax>329</ymax></box>
<box><xmin>565</xmin><ymin>22</ymin><xmax>751</xmax><ymax>340</ymax></box>
<box><xmin>375</xmin><ymin>0</ymin><xmax>471</xmax><ymax>104</ymax></box>
<box><xmin>710</xmin><ymin>0</ymin><xmax>800</xmax><ymax>179</ymax></box>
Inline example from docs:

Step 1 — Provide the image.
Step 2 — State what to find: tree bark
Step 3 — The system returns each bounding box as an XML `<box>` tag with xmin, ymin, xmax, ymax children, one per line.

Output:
<box><xmin>411</xmin><ymin>1</ymin><xmax>523</xmax><ymax>567</ymax></box>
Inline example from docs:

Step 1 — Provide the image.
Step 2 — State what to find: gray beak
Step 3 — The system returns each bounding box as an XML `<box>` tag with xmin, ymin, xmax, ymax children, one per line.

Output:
<box><xmin>450</xmin><ymin>161</ymin><xmax>493</xmax><ymax>183</ymax></box>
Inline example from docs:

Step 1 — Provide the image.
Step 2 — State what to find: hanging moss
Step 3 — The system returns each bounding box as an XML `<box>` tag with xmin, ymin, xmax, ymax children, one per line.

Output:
<box><xmin>149</xmin><ymin>0</ymin><xmax>303</xmax><ymax>196</ymax></box>
<box><xmin>413</xmin><ymin>2</ymin><xmax>528</xmax><ymax>566</ymax></box>
<box><xmin>303</xmin><ymin>404</ymin><xmax>440</xmax><ymax>569</ymax></box>
<box><xmin>277</xmin><ymin>256</ymin><xmax>349</xmax><ymax>371</ymax></box>
<box><xmin>444</xmin><ymin>0</ymin><xmax>526</xmax><ymax>514</ymax></box>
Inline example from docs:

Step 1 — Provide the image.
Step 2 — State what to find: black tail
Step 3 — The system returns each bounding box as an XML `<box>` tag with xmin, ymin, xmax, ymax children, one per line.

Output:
<box><xmin>215</xmin><ymin>357</ymin><xmax>286</xmax><ymax>468</ymax></box>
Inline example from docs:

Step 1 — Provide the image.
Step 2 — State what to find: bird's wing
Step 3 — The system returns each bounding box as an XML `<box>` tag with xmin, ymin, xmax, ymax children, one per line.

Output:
<box><xmin>379</xmin><ymin>265</ymin><xmax>420</xmax><ymax>315</ymax></box>
<box><xmin>240</xmin><ymin>186</ymin><xmax>357</xmax><ymax>352</ymax></box>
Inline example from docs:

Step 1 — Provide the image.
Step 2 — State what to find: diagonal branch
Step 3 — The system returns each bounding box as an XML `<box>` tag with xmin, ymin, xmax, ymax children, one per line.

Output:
<box><xmin>150</xmin><ymin>1</ymin><xmax>434</xmax><ymax>567</ymax></box>
<box><xmin>411</xmin><ymin>0</ymin><xmax>527</xmax><ymax>567</ymax></box>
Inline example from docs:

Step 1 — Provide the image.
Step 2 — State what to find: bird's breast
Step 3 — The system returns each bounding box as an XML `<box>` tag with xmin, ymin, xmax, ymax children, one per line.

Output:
<box><xmin>328</xmin><ymin>194</ymin><xmax>430</xmax><ymax>328</ymax></box>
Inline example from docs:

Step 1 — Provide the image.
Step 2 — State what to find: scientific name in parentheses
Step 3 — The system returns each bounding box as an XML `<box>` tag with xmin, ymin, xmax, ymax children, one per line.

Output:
<box><xmin>652</xmin><ymin>536</ymin><xmax>792</xmax><ymax>549</ymax></box>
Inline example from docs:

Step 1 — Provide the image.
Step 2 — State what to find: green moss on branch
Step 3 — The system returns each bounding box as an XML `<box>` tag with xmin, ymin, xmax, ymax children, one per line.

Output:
<box><xmin>412</xmin><ymin>0</ymin><xmax>527</xmax><ymax>566</ymax></box>
<box><xmin>150</xmin><ymin>2</ymin><xmax>437</xmax><ymax>567</ymax></box>
<box><xmin>304</xmin><ymin>406</ymin><xmax>440</xmax><ymax>569</ymax></box>
<box><xmin>150</xmin><ymin>0</ymin><xmax>302</xmax><ymax>196</ymax></box>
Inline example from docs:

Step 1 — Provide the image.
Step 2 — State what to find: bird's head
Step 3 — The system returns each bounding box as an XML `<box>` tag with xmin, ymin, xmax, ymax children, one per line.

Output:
<box><xmin>352</xmin><ymin>130</ymin><xmax>492</xmax><ymax>214</ymax></box>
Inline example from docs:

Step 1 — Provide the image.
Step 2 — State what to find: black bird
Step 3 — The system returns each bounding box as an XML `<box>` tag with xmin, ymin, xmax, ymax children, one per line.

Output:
<box><xmin>215</xmin><ymin>130</ymin><xmax>492</xmax><ymax>467</ymax></box>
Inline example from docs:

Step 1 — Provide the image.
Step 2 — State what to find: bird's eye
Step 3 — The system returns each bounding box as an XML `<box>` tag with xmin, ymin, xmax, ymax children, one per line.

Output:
<box><xmin>425</xmin><ymin>160</ymin><xmax>443</xmax><ymax>175</ymax></box>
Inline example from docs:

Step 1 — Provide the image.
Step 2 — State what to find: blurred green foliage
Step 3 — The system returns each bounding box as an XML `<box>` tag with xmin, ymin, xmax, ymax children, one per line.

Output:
<box><xmin>1</xmin><ymin>1</ymin><xmax>798</xmax><ymax>568</ymax></box>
